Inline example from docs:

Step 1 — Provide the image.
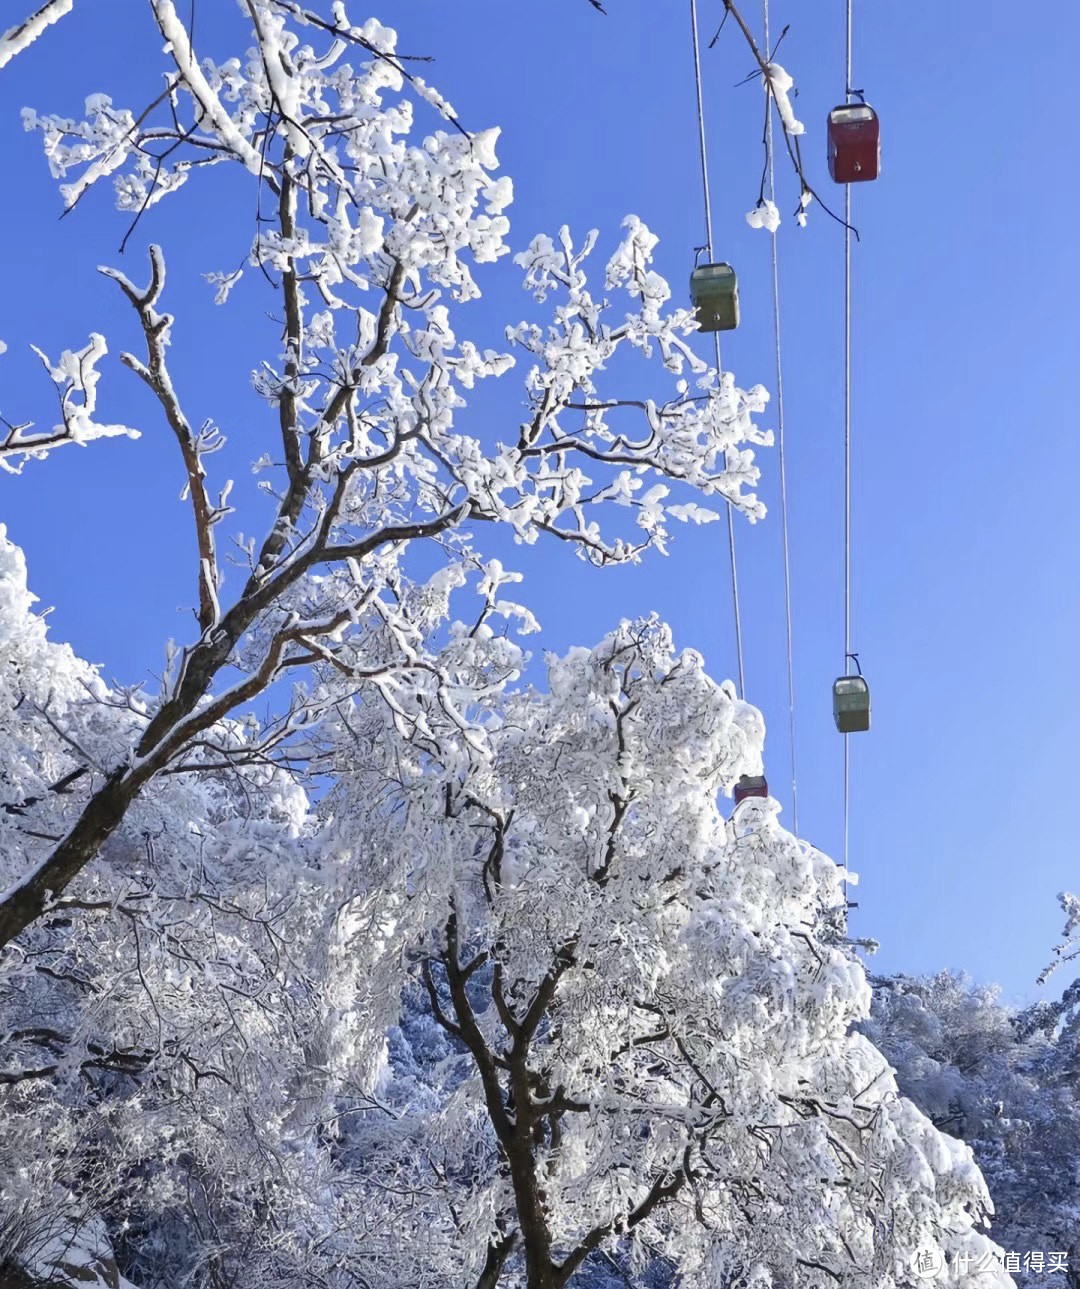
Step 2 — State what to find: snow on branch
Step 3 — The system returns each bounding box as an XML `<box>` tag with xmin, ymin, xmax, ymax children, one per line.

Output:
<box><xmin>0</xmin><ymin>335</ymin><xmax>138</xmax><ymax>473</ymax></box>
<box><xmin>100</xmin><ymin>246</ymin><xmax>226</xmax><ymax>633</ymax></box>
<box><xmin>0</xmin><ymin>0</ymin><xmax>73</xmax><ymax>70</ymax></box>
<box><xmin>1037</xmin><ymin>890</ymin><xmax>1080</xmax><ymax>985</ymax></box>
<box><xmin>712</xmin><ymin>0</ymin><xmax>856</xmax><ymax>235</ymax></box>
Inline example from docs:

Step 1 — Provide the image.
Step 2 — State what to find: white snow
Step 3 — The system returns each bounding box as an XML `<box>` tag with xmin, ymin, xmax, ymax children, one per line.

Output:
<box><xmin>0</xmin><ymin>0</ymin><xmax>73</xmax><ymax>69</ymax></box>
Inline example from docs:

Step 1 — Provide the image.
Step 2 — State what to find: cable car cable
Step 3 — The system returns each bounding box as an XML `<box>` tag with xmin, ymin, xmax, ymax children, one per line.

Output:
<box><xmin>762</xmin><ymin>0</ymin><xmax>799</xmax><ymax>837</ymax></box>
<box><xmin>689</xmin><ymin>0</ymin><xmax>746</xmax><ymax>699</ymax></box>
<box><xmin>842</xmin><ymin>0</ymin><xmax>854</xmax><ymax>888</ymax></box>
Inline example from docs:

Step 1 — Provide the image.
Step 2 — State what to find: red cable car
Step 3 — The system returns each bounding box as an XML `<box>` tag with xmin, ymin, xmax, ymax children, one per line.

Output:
<box><xmin>733</xmin><ymin>774</ymin><xmax>768</xmax><ymax>806</ymax></box>
<box><xmin>827</xmin><ymin>103</ymin><xmax>880</xmax><ymax>183</ymax></box>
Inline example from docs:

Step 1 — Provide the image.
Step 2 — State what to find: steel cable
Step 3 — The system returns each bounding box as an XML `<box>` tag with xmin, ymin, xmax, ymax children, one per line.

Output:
<box><xmin>843</xmin><ymin>0</ymin><xmax>854</xmax><ymax>884</ymax></box>
<box><xmin>689</xmin><ymin>0</ymin><xmax>746</xmax><ymax>699</ymax></box>
<box><xmin>763</xmin><ymin>0</ymin><xmax>799</xmax><ymax>835</ymax></box>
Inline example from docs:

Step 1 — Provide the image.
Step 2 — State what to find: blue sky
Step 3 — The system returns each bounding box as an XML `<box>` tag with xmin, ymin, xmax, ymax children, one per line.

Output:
<box><xmin>0</xmin><ymin>1</ymin><xmax>1076</xmax><ymax>1003</ymax></box>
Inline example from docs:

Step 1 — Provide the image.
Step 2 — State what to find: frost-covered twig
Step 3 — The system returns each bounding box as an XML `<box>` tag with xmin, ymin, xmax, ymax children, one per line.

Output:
<box><xmin>100</xmin><ymin>246</ymin><xmax>224</xmax><ymax>634</ymax></box>
<box><xmin>0</xmin><ymin>335</ymin><xmax>138</xmax><ymax>474</ymax></box>
<box><xmin>713</xmin><ymin>0</ymin><xmax>858</xmax><ymax>236</ymax></box>
<box><xmin>1037</xmin><ymin>891</ymin><xmax>1080</xmax><ymax>985</ymax></box>
<box><xmin>0</xmin><ymin>0</ymin><xmax>73</xmax><ymax>70</ymax></box>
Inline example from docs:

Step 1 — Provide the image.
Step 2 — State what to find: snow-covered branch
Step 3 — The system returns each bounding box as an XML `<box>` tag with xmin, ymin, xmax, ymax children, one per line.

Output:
<box><xmin>0</xmin><ymin>0</ymin><xmax>74</xmax><ymax>70</ymax></box>
<box><xmin>712</xmin><ymin>0</ymin><xmax>854</xmax><ymax>234</ymax></box>
<box><xmin>0</xmin><ymin>335</ymin><xmax>138</xmax><ymax>473</ymax></box>
<box><xmin>100</xmin><ymin>247</ymin><xmax>225</xmax><ymax>633</ymax></box>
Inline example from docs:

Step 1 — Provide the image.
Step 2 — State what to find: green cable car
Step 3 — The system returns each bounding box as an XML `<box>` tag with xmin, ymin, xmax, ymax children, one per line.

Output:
<box><xmin>833</xmin><ymin>675</ymin><xmax>871</xmax><ymax>733</ymax></box>
<box><xmin>690</xmin><ymin>262</ymin><xmax>740</xmax><ymax>332</ymax></box>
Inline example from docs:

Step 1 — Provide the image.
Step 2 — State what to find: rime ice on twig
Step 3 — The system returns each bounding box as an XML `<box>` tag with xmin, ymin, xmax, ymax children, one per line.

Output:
<box><xmin>0</xmin><ymin>0</ymin><xmax>73</xmax><ymax>70</ymax></box>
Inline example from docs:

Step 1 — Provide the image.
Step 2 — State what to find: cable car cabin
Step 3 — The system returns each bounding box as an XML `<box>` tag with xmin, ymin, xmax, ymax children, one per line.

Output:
<box><xmin>690</xmin><ymin>262</ymin><xmax>740</xmax><ymax>332</ymax></box>
<box><xmin>734</xmin><ymin>774</ymin><xmax>768</xmax><ymax>805</ymax></box>
<box><xmin>827</xmin><ymin>103</ymin><xmax>880</xmax><ymax>183</ymax></box>
<box><xmin>833</xmin><ymin>675</ymin><xmax>871</xmax><ymax>733</ymax></box>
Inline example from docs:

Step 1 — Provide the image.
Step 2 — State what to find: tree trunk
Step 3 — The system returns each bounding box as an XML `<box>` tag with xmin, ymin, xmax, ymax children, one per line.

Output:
<box><xmin>504</xmin><ymin>1063</ymin><xmax>558</xmax><ymax>1289</ymax></box>
<box><xmin>474</xmin><ymin>1230</ymin><xmax>518</xmax><ymax>1289</ymax></box>
<box><xmin>507</xmin><ymin>1146</ymin><xmax>557</xmax><ymax>1289</ymax></box>
<box><xmin>0</xmin><ymin>764</ymin><xmax>146</xmax><ymax>948</ymax></box>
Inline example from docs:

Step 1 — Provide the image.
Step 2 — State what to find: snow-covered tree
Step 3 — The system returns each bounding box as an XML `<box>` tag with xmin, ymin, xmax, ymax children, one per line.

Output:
<box><xmin>1036</xmin><ymin>893</ymin><xmax>1080</xmax><ymax>1011</ymax></box>
<box><xmin>0</xmin><ymin>0</ymin><xmax>770</xmax><ymax>951</ymax></box>
<box><xmin>0</xmin><ymin>5</ymin><xmax>1032</xmax><ymax>1287</ymax></box>
<box><xmin>2</xmin><ymin>535</ymin><xmax>1013</xmax><ymax>1287</ymax></box>
<box><xmin>865</xmin><ymin>970</ymin><xmax>1080</xmax><ymax>1289</ymax></box>
<box><xmin>0</xmin><ymin>524</ymin><xmax>337</xmax><ymax>1287</ymax></box>
<box><xmin>303</xmin><ymin>615</ymin><xmax>1009</xmax><ymax>1289</ymax></box>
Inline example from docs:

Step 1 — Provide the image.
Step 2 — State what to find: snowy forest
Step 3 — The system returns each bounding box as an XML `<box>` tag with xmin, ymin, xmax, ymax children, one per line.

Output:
<box><xmin>0</xmin><ymin>3</ymin><xmax>1077</xmax><ymax>1287</ymax></box>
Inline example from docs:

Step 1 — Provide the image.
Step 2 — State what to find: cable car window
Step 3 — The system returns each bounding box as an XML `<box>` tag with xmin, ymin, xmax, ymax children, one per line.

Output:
<box><xmin>832</xmin><ymin>106</ymin><xmax>874</xmax><ymax>124</ymax></box>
